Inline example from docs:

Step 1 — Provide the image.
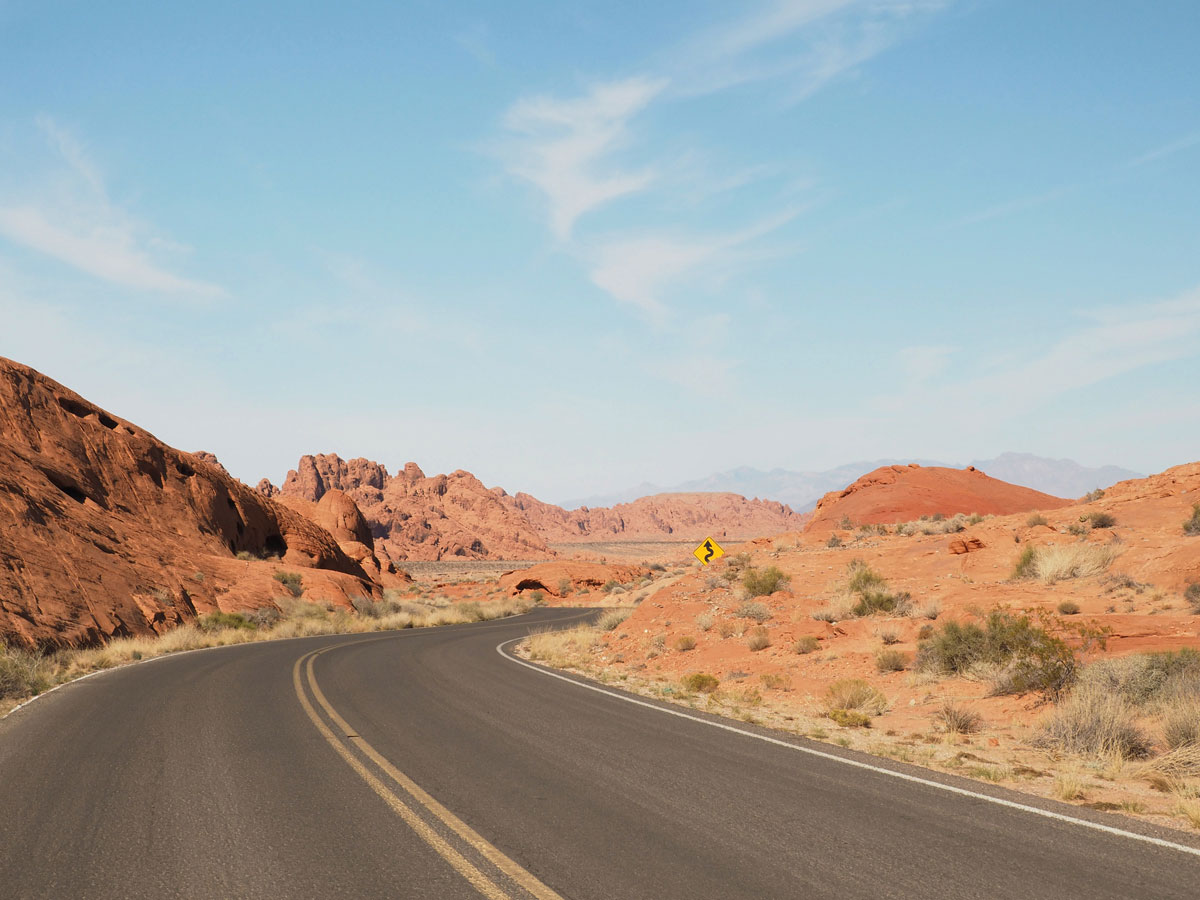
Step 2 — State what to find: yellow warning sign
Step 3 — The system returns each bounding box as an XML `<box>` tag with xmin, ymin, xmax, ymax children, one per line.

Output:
<box><xmin>693</xmin><ymin>537</ymin><xmax>725</xmax><ymax>565</ymax></box>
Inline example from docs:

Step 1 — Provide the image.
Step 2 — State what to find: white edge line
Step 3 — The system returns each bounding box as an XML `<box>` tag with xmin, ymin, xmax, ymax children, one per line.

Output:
<box><xmin>496</xmin><ymin>638</ymin><xmax>1200</xmax><ymax>859</ymax></box>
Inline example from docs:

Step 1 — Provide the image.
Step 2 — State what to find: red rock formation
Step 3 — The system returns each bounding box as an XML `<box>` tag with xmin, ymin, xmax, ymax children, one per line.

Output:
<box><xmin>498</xmin><ymin>561</ymin><xmax>650</xmax><ymax>599</ymax></box>
<box><xmin>0</xmin><ymin>358</ymin><xmax>379</xmax><ymax>647</ymax></box>
<box><xmin>500</xmin><ymin>491</ymin><xmax>808</xmax><ymax>542</ymax></box>
<box><xmin>806</xmin><ymin>464</ymin><xmax>1069</xmax><ymax>533</ymax></box>
<box><xmin>279</xmin><ymin>454</ymin><xmax>551</xmax><ymax>561</ymax></box>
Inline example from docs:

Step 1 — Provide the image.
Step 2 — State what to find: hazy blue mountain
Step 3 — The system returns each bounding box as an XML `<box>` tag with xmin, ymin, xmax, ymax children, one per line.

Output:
<box><xmin>561</xmin><ymin>454</ymin><xmax>1141</xmax><ymax>511</ymax></box>
<box><xmin>966</xmin><ymin>453</ymin><xmax>1141</xmax><ymax>500</ymax></box>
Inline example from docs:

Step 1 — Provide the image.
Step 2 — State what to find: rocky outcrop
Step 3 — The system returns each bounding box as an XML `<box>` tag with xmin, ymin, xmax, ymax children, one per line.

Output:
<box><xmin>501</xmin><ymin>491</ymin><xmax>808</xmax><ymax>542</ymax></box>
<box><xmin>806</xmin><ymin>464</ymin><xmax>1069</xmax><ymax>533</ymax></box>
<box><xmin>498</xmin><ymin>561</ymin><xmax>650</xmax><ymax>599</ymax></box>
<box><xmin>279</xmin><ymin>454</ymin><xmax>551</xmax><ymax>561</ymax></box>
<box><xmin>0</xmin><ymin>358</ymin><xmax>379</xmax><ymax>647</ymax></box>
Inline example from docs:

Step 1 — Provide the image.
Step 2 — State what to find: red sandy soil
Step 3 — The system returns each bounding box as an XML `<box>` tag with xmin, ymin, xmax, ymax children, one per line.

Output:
<box><xmin>580</xmin><ymin>461</ymin><xmax>1198</xmax><ymax>740</ymax></box>
<box><xmin>500</xmin><ymin>491</ymin><xmax>808</xmax><ymax>543</ymax></box>
<box><xmin>0</xmin><ymin>359</ymin><xmax>383</xmax><ymax>647</ymax></box>
<box><xmin>806</xmin><ymin>464</ymin><xmax>1070</xmax><ymax>534</ymax></box>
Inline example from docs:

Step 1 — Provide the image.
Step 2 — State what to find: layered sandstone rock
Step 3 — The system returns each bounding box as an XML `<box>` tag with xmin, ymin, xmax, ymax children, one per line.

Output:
<box><xmin>0</xmin><ymin>358</ymin><xmax>378</xmax><ymax>647</ymax></box>
<box><xmin>278</xmin><ymin>454</ymin><xmax>551</xmax><ymax>561</ymax></box>
<box><xmin>806</xmin><ymin>464</ymin><xmax>1069</xmax><ymax>533</ymax></box>
<box><xmin>500</xmin><ymin>491</ymin><xmax>808</xmax><ymax>543</ymax></box>
<box><xmin>498</xmin><ymin>561</ymin><xmax>650</xmax><ymax>599</ymax></box>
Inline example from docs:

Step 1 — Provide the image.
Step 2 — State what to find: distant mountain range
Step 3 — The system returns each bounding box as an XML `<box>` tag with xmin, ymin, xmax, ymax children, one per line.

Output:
<box><xmin>562</xmin><ymin>453</ymin><xmax>1142</xmax><ymax>512</ymax></box>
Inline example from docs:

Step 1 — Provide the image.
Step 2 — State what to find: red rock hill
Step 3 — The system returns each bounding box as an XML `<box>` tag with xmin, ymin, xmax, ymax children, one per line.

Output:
<box><xmin>806</xmin><ymin>464</ymin><xmax>1069</xmax><ymax>533</ymax></box>
<box><xmin>0</xmin><ymin>359</ymin><xmax>379</xmax><ymax>647</ymax></box>
<box><xmin>272</xmin><ymin>454</ymin><xmax>552</xmax><ymax>561</ymax></box>
<box><xmin>502</xmin><ymin>491</ymin><xmax>808</xmax><ymax>543</ymax></box>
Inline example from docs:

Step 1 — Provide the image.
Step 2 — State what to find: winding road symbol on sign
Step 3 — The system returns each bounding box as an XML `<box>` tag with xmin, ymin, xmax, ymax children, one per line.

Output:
<box><xmin>693</xmin><ymin>537</ymin><xmax>725</xmax><ymax>565</ymax></box>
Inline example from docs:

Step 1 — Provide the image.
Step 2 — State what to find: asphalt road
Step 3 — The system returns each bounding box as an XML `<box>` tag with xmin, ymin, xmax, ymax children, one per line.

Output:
<box><xmin>1</xmin><ymin>607</ymin><xmax>1198</xmax><ymax>899</ymax></box>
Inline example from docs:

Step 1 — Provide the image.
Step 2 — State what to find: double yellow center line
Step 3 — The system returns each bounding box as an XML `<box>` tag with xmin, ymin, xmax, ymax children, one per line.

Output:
<box><xmin>292</xmin><ymin>641</ymin><xmax>564</xmax><ymax>900</ymax></box>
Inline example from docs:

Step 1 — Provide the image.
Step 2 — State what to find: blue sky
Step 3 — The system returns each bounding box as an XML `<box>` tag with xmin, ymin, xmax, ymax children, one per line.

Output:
<box><xmin>2</xmin><ymin>0</ymin><xmax>1198</xmax><ymax>503</ymax></box>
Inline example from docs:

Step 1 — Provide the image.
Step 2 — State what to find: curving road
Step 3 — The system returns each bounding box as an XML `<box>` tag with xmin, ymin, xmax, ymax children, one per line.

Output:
<box><xmin>1</xmin><ymin>607</ymin><xmax>1198</xmax><ymax>899</ymax></box>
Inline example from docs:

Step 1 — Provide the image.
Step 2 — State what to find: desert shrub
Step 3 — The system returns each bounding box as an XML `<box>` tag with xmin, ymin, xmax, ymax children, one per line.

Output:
<box><xmin>1032</xmin><ymin>684</ymin><xmax>1151</xmax><ymax>759</ymax></box>
<box><xmin>455</xmin><ymin>601</ymin><xmax>487</xmax><ymax>622</ymax></box>
<box><xmin>595</xmin><ymin>608</ymin><xmax>632</xmax><ymax>631</ymax></box>
<box><xmin>746</xmin><ymin>626</ymin><xmax>771</xmax><ymax>651</ymax></box>
<box><xmin>878</xmin><ymin>629</ymin><xmax>900</xmax><ymax>645</ymax></box>
<box><xmin>557</xmin><ymin>577</ymin><xmax>573</xmax><ymax>596</ymax></box>
<box><xmin>235</xmin><ymin>550</ymin><xmax>257</xmax><ymax>561</ymax></box>
<box><xmin>916</xmin><ymin>610</ymin><xmax>1077</xmax><ymax>697</ymax></box>
<box><xmin>1011</xmin><ymin>546</ymin><xmax>1038</xmax><ymax>580</ymax></box>
<box><xmin>915</xmin><ymin>599</ymin><xmax>941</xmax><ymax>620</ymax></box>
<box><xmin>847</xmin><ymin>560</ymin><xmax>885</xmax><ymax>594</ymax></box>
<box><xmin>1184</xmin><ymin>504</ymin><xmax>1200</xmax><ymax>537</ymax></box>
<box><xmin>875</xmin><ymin>649</ymin><xmax>909</xmax><ymax>672</ymax></box>
<box><xmin>839</xmin><ymin>515</ymin><xmax>853</xmax><ymax>529</ymax></box>
<box><xmin>673</xmin><ymin>635</ymin><xmax>697</xmax><ymax>652</ymax></box>
<box><xmin>273</xmin><ymin>571</ymin><xmax>303</xmax><ymax>598</ymax></box>
<box><xmin>794</xmin><ymin>635</ymin><xmax>821</xmax><ymax>654</ymax></box>
<box><xmin>824</xmin><ymin>678</ymin><xmax>887</xmax><ymax>715</ymax></box>
<box><xmin>1026</xmin><ymin>513</ymin><xmax>1048</xmax><ymax>527</ymax></box>
<box><xmin>602</xmin><ymin>579</ymin><xmax>620</xmax><ymax>593</ymax></box>
<box><xmin>1085</xmin><ymin>488</ymin><xmax>1106</xmax><ymax>502</ymax></box>
<box><xmin>1077</xmin><ymin>649</ymin><xmax>1200</xmax><ymax>707</ymax></box>
<box><xmin>529</xmin><ymin>590</ymin><xmax>545</xmax><ymax>603</ymax></box>
<box><xmin>934</xmin><ymin>700</ymin><xmax>983</xmax><ymax>734</ymax></box>
<box><xmin>1067</xmin><ymin>521</ymin><xmax>1091</xmax><ymax>538</ymax></box>
<box><xmin>735</xmin><ymin>600</ymin><xmax>772</xmax><ymax>622</ymax></box>
<box><xmin>199</xmin><ymin>611</ymin><xmax>254</xmax><ymax>632</ymax></box>
<box><xmin>647</xmin><ymin>562</ymin><xmax>667</xmax><ymax>572</ymax></box>
<box><xmin>0</xmin><ymin>644</ymin><xmax>53</xmax><ymax>699</ymax></box>
<box><xmin>828</xmin><ymin>709</ymin><xmax>872</xmax><ymax>728</ymax></box>
<box><xmin>716</xmin><ymin>619</ymin><xmax>739</xmax><ymax>638</ymax></box>
<box><xmin>760</xmin><ymin>673</ymin><xmax>790</xmax><ymax>691</ymax></box>
<box><xmin>683</xmin><ymin>672</ymin><xmax>720</xmax><ymax>693</ymax></box>
<box><xmin>1089</xmin><ymin>512</ymin><xmax>1117</xmax><ymax>528</ymax></box>
<box><xmin>852</xmin><ymin>590</ymin><xmax>909</xmax><ymax>618</ymax></box>
<box><xmin>743</xmin><ymin>566</ymin><xmax>790</xmax><ymax>597</ymax></box>
<box><xmin>1057</xmin><ymin>600</ymin><xmax>1081</xmax><ymax>616</ymax></box>
<box><xmin>1186</xmin><ymin>583</ymin><xmax>1200</xmax><ymax>613</ymax></box>
<box><xmin>695</xmin><ymin>613</ymin><xmax>714</xmax><ymax>632</ymax></box>
<box><xmin>244</xmin><ymin>606</ymin><xmax>282</xmax><ymax>628</ymax></box>
<box><xmin>826</xmin><ymin>534</ymin><xmax>843</xmax><ymax>548</ymax></box>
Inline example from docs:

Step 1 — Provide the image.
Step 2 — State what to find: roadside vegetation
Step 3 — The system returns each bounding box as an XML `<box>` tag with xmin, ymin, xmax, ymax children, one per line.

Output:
<box><xmin>1</xmin><ymin>591</ymin><xmax>532</xmax><ymax>713</ymax></box>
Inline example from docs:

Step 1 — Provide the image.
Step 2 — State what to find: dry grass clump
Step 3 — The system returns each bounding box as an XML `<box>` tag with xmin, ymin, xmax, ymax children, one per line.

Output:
<box><xmin>1032</xmin><ymin>683</ymin><xmax>1152</xmax><ymax>760</ymax></box>
<box><xmin>0</xmin><ymin>644</ymin><xmax>54</xmax><ymax>700</ymax></box>
<box><xmin>875</xmin><ymin>649</ymin><xmax>909</xmax><ymax>672</ymax></box>
<box><xmin>793</xmin><ymin>635</ymin><xmax>821</xmax><ymax>654</ymax></box>
<box><xmin>745</xmin><ymin>626</ymin><xmax>771</xmax><ymax>651</ymax></box>
<box><xmin>695</xmin><ymin>612</ymin><xmax>714</xmax><ymax>632</ymax></box>
<box><xmin>595</xmin><ymin>608</ymin><xmax>632</xmax><ymax>631</ymax></box>
<box><xmin>934</xmin><ymin>700</ymin><xmax>983</xmax><ymax>734</ymax></box>
<box><xmin>1026</xmin><ymin>512</ymin><xmax>1049</xmax><ymax>527</ymax></box>
<box><xmin>735</xmin><ymin>600</ymin><xmax>772</xmax><ymax>623</ymax></box>
<box><xmin>673</xmin><ymin>635</ymin><xmax>697</xmax><ymax>652</ymax></box>
<box><xmin>1012</xmin><ymin>543</ymin><xmax>1120</xmax><ymax>584</ymax></box>
<box><xmin>682</xmin><ymin>672</ymin><xmax>720</xmax><ymax>693</ymax></box>
<box><xmin>824</xmin><ymin>678</ymin><xmax>887</xmax><ymax>715</ymax></box>
<box><xmin>1182</xmin><ymin>503</ymin><xmax>1200</xmax><ymax>537</ymax></box>
<box><xmin>525</xmin><ymin>626</ymin><xmax>597</xmax><ymax>668</ymax></box>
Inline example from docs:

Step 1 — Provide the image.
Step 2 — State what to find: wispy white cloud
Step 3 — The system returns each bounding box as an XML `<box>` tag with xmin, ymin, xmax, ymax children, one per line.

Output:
<box><xmin>1126</xmin><ymin>131</ymin><xmax>1200</xmax><ymax>168</ymax></box>
<box><xmin>0</xmin><ymin>116</ymin><xmax>224</xmax><ymax>297</ymax></box>
<box><xmin>501</xmin><ymin>77</ymin><xmax>666</xmax><ymax>240</ymax></box>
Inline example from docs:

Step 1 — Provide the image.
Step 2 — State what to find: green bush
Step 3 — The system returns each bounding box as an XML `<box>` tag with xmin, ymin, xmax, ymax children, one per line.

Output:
<box><xmin>743</xmin><ymin>566</ymin><xmax>790</xmax><ymax>597</ymax></box>
<box><xmin>915</xmin><ymin>610</ymin><xmax>1077</xmax><ymax>697</ymax></box>
<box><xmin>273</xmin><ymin>571</ymin><xmax>303</xmax><ymax>598</ymax></box>
<box><xmin>852</xmin><ymin>590</ymin><xmax>909</xmax><ymax>618</ymax></box>
<box><xmin>1185</xmin><ymin>504</ymin><xmax>1200</xmax><ymax>536</ymax></box>
<box><xmin>828</xmin><ymin>709</ymin><xmax>872</xmax><ymax>728</ymax></box>
<box><xmin>847</xmin><ymin>560</ymin><xmax>886</xmax><ymax>594</ymax></box>
<box><xmin>1011</xmin><ymin>546</ymin><xmax>1038</xmax><ymax>579</ymax></box>
<box><xmin>683</xmin><ymin>672</ymin><xmax>720</xmax><ymax>693</ymax></box>
<box><xmin>199</xmin><ymin>611</ymin><xmax>255</xmax><ymax>632</ymax></box>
